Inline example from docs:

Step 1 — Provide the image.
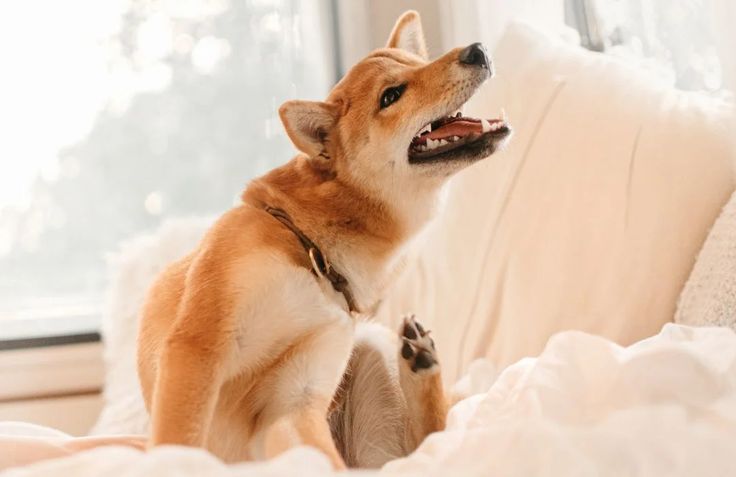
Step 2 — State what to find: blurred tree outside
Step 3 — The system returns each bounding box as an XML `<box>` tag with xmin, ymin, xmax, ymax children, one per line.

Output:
<box><xmin>0</xmin><ymin>0</ymin><xmax>333</xmax><ymax>321</ymax></box>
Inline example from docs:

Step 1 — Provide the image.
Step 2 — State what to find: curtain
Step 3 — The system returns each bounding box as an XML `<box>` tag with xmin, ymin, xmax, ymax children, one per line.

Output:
<box><xmin>438</xmin><ymin>0</ymin><xmax>566</xmax><ymax>52</ymax></box>
<box><xmin>711</xmin><ymin>0</ymin><xmax>735</xmax><ymax>93</ymax></box>
<box><xmin>440</xmin><ymin>0</ymin><xmax>734</xmax><ymax>95</ymax></box>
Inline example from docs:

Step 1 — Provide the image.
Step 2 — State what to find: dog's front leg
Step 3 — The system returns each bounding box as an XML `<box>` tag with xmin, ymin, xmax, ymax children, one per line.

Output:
<box><xmin>148</xmin><ymin>260</ymin><xmax>232</xmax><ymax>449</ymax></box>
<box><xmin>150</xmin><ymin>331</ymin><xmax>226</xmax><ymax>447</ymax></box>
<box><xmin>262</xmin><ymin>402</ymin><xmax>346</xmax><ymax>469</ymax></box>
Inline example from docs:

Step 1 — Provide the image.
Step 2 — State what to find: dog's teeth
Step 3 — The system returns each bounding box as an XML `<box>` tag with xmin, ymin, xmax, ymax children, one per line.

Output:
<box><xmin>417</xmin><ymin>124</ymin><xmax>432</xmax><ymax>137</ymax></box>
<box><xmin>427</xmin><ymin>138</ymin><xmax>436</xmax><ymax>149</ymax></box>
<box><xmin>481</xmin><ymin>119</ymin><xmax>491</xmax><ymax>133</ymax></box>
<box><xmin>453</xmin><ymin>136</ymin><xmax>460</xmax><ymax>141</ymax></box>
<box><xmin>439</xmin><ymin>139</ymin><xmax>448</xmax><ymax>146</ymax></box>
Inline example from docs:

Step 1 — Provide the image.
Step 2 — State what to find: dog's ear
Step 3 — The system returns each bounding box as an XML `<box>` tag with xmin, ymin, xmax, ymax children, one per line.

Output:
<box><xmin>279</xmin><ymin>100</ymin><xmax>338</xmax><ymax>158</ymax></box>
<box><xmin>386</xmin><ymin>10</ymin><xmax>428</xmax><ymax>60</ymax></box>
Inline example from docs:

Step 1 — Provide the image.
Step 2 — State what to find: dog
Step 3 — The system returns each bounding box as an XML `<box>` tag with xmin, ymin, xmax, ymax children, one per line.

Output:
<box><xmin>137</xmin><ymin>10</ymin><xmax>510</xmax><ymax>469</ymax></box>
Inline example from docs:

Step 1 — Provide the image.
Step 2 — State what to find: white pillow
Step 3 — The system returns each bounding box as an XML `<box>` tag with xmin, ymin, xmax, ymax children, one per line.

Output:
<box><xmin>375</xmin><ymin>23</ymin><xmax>736</xmax><ymax>383</ymax></box>
<box><xmin>676</xmin><ymin>190</ymin><xmax>736</xmax><ymax>329</ymax></box>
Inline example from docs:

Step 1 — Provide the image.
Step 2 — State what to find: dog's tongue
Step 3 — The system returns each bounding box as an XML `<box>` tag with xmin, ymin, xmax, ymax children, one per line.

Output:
<box><xmin>426</xmin><ymin>119</ymin><xmax>481</xmax><ymax>141</ymax></box>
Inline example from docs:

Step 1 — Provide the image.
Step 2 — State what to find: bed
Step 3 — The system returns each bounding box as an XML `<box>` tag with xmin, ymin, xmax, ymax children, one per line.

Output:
<box><xmin>4</xmin><ymin>324</ymin><xmax>736</xmax><ymax>476</ymax></box>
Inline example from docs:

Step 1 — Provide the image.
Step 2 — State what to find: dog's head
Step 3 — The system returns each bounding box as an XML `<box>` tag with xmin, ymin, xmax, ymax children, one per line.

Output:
<box><xmin>279</xmin><ymin>10</ymin><xmax>510</xmax><ymax>211</ymax></box>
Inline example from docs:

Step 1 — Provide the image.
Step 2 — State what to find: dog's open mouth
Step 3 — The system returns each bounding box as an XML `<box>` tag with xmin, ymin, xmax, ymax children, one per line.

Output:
<box><xmin>408</xmin><ymin>110</ymin><xmax>511</xmax><ymax>164</ymax></box>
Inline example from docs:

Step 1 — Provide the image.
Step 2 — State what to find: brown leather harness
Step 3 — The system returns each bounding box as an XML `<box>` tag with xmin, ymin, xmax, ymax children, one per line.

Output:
<box><xmin>264</xmin><ymin>206</ymin><xmax>360</xmax><ymax>314</ymax></box>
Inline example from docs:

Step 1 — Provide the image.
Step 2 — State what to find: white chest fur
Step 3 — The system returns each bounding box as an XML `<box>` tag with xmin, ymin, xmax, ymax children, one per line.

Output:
<box><xmin>223</xmin><ymin>253</ymin><xmax>355</xmax><ymax>382</ymax></box>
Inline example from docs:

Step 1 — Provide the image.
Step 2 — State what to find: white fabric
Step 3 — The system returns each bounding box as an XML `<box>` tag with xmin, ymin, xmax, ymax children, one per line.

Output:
<box><xmin>0</xmin><ymin>423</ymin><xmax>68</xmax><ymax>440</ymax></box>
<box><xmin>375</xmin><ymin>23</ymin><xmax>736</xmax><ymax>382</ymax></box>
<box><xmin>6</xmin><ymin>324</ymin><xmax>736</xmax><ymax>476</ymax></box>
<box><xmin>676</xmin><ymin>190</ymin><xmax>736</xmax><ymax>329</ymax></box>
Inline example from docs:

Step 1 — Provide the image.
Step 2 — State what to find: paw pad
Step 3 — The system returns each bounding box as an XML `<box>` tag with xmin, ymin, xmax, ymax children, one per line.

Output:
<box><xmin>400</xmin><ymin>314</ymin><xmax>438</xmax><ymax>373</ymax></box>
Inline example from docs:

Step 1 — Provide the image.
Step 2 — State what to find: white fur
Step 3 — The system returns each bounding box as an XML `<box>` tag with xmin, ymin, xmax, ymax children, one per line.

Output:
<box><xmin>223</xmin><ymin>255</ymin><xmax>352</xmax><ymax>380</ymax></box>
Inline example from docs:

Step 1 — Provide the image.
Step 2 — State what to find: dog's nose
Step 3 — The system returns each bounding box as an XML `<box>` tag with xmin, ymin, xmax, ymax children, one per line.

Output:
<box><xmin>459</xmin><ymin>42</ymin><xmax>490</xmax><ymax>69</ymax></box>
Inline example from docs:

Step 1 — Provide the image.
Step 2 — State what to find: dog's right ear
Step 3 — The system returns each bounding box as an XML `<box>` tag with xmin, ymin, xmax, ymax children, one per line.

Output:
<box><xmin>386</xmin><ymin>10</ymin><xmax>428</xmax><ymax>60</ymax></box>
<box><xmin>279</xmin><ymin>100</ymin><xmax>338</xmax><ymax>158</ymax></box>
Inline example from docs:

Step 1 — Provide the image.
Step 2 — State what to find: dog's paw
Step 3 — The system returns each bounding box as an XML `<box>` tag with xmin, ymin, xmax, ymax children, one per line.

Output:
<box><xmin>399</xmin><ymin>314</ymin><xmax>438</xmax><ymax>374</ymax></box>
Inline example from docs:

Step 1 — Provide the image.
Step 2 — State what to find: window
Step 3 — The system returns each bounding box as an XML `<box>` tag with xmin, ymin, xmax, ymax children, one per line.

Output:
<box><xmin>0</xmin><ymin>0</ymin><xmax>336</xmax><ymax>342</ymax></box>
<box><xmin>566</xmin><ymin>0</ymin><xmax>724</xmax><ymax>92</ymax></box>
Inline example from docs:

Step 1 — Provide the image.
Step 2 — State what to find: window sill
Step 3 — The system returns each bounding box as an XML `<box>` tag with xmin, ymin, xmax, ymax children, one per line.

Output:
<box><xmin>0</xmin><ymin>341</ymin><xmax>104</xmax><ymax>402</ymax></box>
<box><xmin>0</xmin><ymin>314</ymin><xmax>101</xmax><ymax>350</ymax></box>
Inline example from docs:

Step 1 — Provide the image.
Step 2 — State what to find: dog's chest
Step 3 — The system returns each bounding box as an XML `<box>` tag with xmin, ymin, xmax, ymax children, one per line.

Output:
<box><xmin>224</xmin><ymin>259</ymin><xmax>354</xmax><ymax>379</ymax></box>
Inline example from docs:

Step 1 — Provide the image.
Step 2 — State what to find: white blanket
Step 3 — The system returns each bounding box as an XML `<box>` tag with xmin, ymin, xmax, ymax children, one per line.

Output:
<box><xmin>3</xmin><ymin>324</ymin><xmax>736</xmax><ymax>476</ymax></box>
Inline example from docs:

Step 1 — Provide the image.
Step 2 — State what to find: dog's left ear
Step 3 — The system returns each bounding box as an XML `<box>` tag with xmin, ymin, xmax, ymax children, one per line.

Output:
<box><xmin>386</xmin><ymin>10</ymin><xmax>428</xmax><ymax>60</ymax></box>
<box><xmin>279</xmin><ymin>100</ymin><xmax>338</xmax><ymax>158</ymax></box>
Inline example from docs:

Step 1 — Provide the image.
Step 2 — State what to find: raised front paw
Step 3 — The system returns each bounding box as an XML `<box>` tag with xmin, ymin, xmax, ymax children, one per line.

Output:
<box><xmin>400</xmin><ymin>314</ymin><xmax>439</xmax><ymax>373</ymax></box>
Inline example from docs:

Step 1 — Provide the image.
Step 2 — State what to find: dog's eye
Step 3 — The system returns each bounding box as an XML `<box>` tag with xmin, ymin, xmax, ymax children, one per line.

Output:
<box><xmin>380</xmin><ymin>84</ymin><xmax>406</xmax><ymax>109</ymax></box>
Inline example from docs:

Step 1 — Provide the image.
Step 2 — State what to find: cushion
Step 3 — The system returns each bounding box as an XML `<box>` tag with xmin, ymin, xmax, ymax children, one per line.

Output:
<box><xmin>676</xmin><ymin>190</ymin><xmax>736</xmax><ymax>329</ymax></box>
<box><xmin>374</xmin><ymin>23</ymin><xmax>736</xmax><ymax>382</ymax></box>
<box><xmin>31</xmin><ymin>325</ymin><xmax>736</xmax><ymax>475</ymax></box>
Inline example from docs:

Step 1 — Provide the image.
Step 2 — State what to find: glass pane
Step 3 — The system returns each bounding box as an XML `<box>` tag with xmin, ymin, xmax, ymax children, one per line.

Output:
<box><xmin>0</xmin><ymin>0</ymin><xmax>334</xmax><ymax>332</ymax></box>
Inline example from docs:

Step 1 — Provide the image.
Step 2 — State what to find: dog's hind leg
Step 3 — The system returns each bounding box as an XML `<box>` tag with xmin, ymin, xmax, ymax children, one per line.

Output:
<box><xmin>329</xmin><ymin>322</ymin><xmax>407</xmax><ymax>468</ymax></box>
<box><xmin>329</xmin><ymin>318</ymin><xmax>448</xmax><ymax>468</ymax></box>
<box><xmin>397</xmin><ymin>314</ymin><xmax>448</xmax><ymax>451</ymax></box>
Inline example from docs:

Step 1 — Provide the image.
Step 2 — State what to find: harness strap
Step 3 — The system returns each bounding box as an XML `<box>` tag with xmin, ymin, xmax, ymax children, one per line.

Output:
<box><xmin>264</xmin><ymin>206</ymin><xmax>360</xmax><ymax>314</ymax></box>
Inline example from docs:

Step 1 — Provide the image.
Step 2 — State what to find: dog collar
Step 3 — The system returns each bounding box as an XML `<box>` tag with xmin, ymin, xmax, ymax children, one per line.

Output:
<box><xmin>264</xmin><ymin>206</ymin><xmax>360</xmax><ymax>315</ymax></box>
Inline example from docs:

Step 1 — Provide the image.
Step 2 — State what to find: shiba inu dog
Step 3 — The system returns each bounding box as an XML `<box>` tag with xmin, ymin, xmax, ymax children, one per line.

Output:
<box><xmin>137</xmin><ymin>10</ymin><xmax>510</xmax><ymax>470</ymax></box>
